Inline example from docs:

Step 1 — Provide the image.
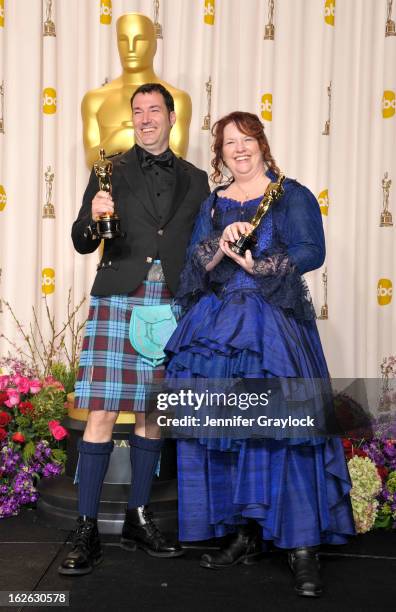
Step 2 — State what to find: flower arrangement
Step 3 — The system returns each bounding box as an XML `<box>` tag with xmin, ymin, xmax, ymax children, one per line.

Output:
<box><xmin>347</xmin><ymin>455</ymin><xmax>382</xmax><ymax>533</ymax></box>
<box><xmin>0</xmin><ymin>364</ymin><xmax>69</xmax><ymax>518</ymax></box>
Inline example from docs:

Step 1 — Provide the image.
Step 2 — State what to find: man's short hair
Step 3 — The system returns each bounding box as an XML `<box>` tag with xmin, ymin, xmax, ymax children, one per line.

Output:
<box><xmin>130</xmin><ymin>83</ymin><xmax>175</xmax><ymax>114</ymax></box>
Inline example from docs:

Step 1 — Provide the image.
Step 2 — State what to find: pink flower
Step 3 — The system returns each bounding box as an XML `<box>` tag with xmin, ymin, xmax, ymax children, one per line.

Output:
<box><xmin>29</xmin><ymin>379</ymin><xmax>42</xmax><ymax>394</ymax></box>
<box><xmin>13</xmin><ymin>375</ymin><xmax>30</xmax><ymax>394</ymax></box>
<box><xmin>4</xmin><ymin>388</ymin><xmax>20</xmax><ymax>408</ymax></box>
<box><xmin>43</xmin><ymin>376</ymin><xmax>65</xmax><ymax>391</ymax></box>
<box><xmin>0</xmin><ymin>375</ymin><xmax>10</xmax><ymax>391</ymax></box>
<box><xmin>48</xmin><ymin>420</ymin><xmax>68</xmax><ymax>441</ymax></box>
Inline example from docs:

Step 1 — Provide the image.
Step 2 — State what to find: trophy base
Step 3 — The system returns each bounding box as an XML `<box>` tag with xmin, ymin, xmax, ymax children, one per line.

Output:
<box><xmin>154</xmin><ymin>23</ymin><xmax>163</xmax><ymax>39</ymax></box>
<box><xmin>229</xmin><ymin>234</ymin><xmax>256</xmax><ymax>256</ymax></box>
<box><xmin>44</xmin><ymin>21</ymin><xmax>56</xmax><ymax>36</ymax></box>
<box><xmin>42</xmin><ymin>204</ymin><xmax>55</xmax><ymax>219</ymax></box>
<box><xmin>201</xmin><ymin>116</ymin><xmax>211</xmax><ymax>130</ymax></box>
<box><xmin>318</xmin><ymin>305</ymin><xmax>328</xmax><ymax>320</ymax></box>
<box><xmin>386</xmin><ymin>20</ymin><xmax>396</xmax><ymax>36</ymax></box>
<box><xmin>96</xmin><ymin>216</ymin><xmax>122</xmax><ymax>239</ymax></box>
<box><xmin>264</xmin><ymin>24</ymin><xmax>275</xmax><ymax>40</ymax></box>
<box><xmin>380</xmin><ymin>211</ymin><xmax>393</xmax><ymax>227</ymax></box>
<box><xmin>322</xmin><ymin>121</ymin><xmax>330</xmax><ymax>135</ymax></box>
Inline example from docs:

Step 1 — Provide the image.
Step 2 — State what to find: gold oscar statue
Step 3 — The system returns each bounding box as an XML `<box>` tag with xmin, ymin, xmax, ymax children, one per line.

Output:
<box><xmin>42</xmin><ymin>166</ymin><xmax>56</xmax><ymax>219</ymax></box>
<box><xmin>93</xmin><ymin>149</ymin><xmax>122</xmax><ymax>239</ymax></box>
<box><xmin>230</xmin><ymin>174</ymin><xmax>285</xmax><ymax>256</ymax></box>
<box><xmin>380</xmin><ymin>172</ymin><xmax>393</xmax><ymax>227</ymax></box>
<box><xmin>318</xmin><ymin>268</ymin><xmax>328</xmax><ymax>320</ymax></box>
<box><xmin>322</xmin><ymin>81</ymin><xmax>332</xmax><ymax>135</ymax></box>
<box><xmin>264</xmin><ymin>0</ymin><xmax>275</xmax><ymax>40</ymax></box>
<box><xmin>81</xmin><ymin>13</ymin><xmax>191</xmax><ymax>167</ymax></box>
<box><xmin>43</xmin><ymin>0</ymin><xmax>56</xmax><ymax>37</ymax></box>
<box><xmin>386</xmin><ymin>0</ymin><xmax>396</xmax><ymax>36</ymax></box>
<box><xmin>0</xmin><ymin>81</ymin><xmax>4</xmax><ymax>134</ymax></box>
<box><xmin>201</xmin><ymin>77</ymin><xmax>212</xmax><ymax>130</ymax></box>
<box><xmin>153</xmin><ymin>0</ymin><xmax>163</xmax><ymax>39</ymax></box>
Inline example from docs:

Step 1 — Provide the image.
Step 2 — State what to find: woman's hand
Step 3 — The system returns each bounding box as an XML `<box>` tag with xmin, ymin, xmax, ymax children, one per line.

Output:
<box><xmin>219</xmin><ymin>238</ymin><xmax>254</xmax><ymax>273</ymax></box>
<box><xmin>221</xmin><ymin>221</ymin><xmax>254</xmax><ymax>243</ymax></box>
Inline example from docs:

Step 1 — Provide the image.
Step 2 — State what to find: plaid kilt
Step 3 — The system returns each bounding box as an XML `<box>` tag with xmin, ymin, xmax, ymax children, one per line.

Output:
<box><xmin>74</xmin><ymin>281</ymin><xmax>172</xmax><ymax>412</ymax></box>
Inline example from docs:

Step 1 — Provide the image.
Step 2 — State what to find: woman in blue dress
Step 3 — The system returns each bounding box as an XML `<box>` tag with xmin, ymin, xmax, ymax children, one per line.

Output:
<box><xmin>165</xmin><ymin>112</ymin><xmax>355</xmax><ymax>597</ymax></box>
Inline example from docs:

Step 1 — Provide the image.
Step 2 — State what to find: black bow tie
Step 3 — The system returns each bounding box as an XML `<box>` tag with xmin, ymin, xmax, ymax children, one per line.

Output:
<box><xmin>141</xmin><ymin>149</ymin><xmax>174</xmax><ymax>169</ymax></box>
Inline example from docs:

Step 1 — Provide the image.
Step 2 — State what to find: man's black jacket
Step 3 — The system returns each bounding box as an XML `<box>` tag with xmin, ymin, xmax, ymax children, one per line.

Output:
<box><xmin>72</xmin><ymin>146</ymin><xmax>210</xmax><ymax>296</ymax></box>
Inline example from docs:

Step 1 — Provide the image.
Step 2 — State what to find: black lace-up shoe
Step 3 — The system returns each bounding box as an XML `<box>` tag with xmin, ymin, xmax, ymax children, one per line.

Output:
<box><xmin>200</xmin><ymin>526</ymin><xmax>265</xmax><ymax>569</ymax></box>
<box><xmin>288</xmin><ymin>547</ymin><xmax>323</xmax><ymax>597</ymax></box>
<box><xmin>120</xmin><ymin>506</ymin><xmax>184</xmax><ymax>558</ymax></box>
<box><xmin>58</xmin><ymin>516</ymin><xmax>103</xmax><ymax>576</ymax></box>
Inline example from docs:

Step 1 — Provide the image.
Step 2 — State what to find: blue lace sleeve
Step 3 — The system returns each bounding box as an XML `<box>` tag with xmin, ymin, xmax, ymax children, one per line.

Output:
<box><xmin>250</xmin><ymin>182</ymin><xmax>325</xmax><ymax>320</ymax></box>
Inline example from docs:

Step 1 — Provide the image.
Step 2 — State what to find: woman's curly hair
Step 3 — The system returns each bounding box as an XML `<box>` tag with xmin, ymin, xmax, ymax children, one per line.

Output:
<box><xmin>210</xmin><ymin>111</ymin><xmax>280</xmax><ymax>184</ymax></box>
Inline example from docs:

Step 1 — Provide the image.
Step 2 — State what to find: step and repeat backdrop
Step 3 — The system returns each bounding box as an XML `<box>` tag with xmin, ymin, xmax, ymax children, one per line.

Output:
<box><xmin>0</xmin><ymin>0</ymin><xmax>394</xmax><ymax>378</ymax></box>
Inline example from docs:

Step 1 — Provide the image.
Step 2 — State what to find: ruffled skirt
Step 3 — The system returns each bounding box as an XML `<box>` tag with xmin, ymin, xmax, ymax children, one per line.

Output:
<box><xmin>165</xmin><ymin>290</ymin><xmax>355</xmax><ymax>546</ymax></box>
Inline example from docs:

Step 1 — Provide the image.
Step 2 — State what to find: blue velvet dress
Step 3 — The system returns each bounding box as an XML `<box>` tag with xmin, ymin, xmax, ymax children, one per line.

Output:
<box><xmin>165</xmin><ymin>173</ymin><xmax>355</xmax><ymax>547</ymax></box>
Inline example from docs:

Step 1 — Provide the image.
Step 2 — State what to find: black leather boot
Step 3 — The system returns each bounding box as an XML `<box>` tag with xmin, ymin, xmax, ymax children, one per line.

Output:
<box><xmin>288</xmin><ymin>547</ymin><xmax>323</xmax><ymax>597</ymax></box>
<box><xmin>120</xmin><ymin>506</ymin><xmax>184</xmax><ymax>558</ymax></box>
<box><xmin>58</xmin><ymin>516</ymin><xmax>103</xmax><ymax>576</ymax></box>
<box><xmin>200</xmin><ymin>524</ymin><xmax>264</xmax><ymax>570</ymax></box>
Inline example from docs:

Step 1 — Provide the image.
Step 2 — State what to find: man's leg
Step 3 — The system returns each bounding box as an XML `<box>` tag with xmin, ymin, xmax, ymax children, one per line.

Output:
<box><xmin>58</xmin><ymin>410</ymin><xmax>119</xmax><ymax>575</ymax></box>
<box><xmin>121</xmin><ymin>412</ymin><xmax>184</xmax><ymax>557</ymax></box>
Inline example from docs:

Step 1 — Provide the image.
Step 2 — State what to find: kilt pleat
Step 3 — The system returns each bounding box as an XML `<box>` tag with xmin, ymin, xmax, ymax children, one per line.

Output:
<box><xmin>74</xmin><ymin>282</ymin><xmax>171</xmax><ymax>412</ymax></box>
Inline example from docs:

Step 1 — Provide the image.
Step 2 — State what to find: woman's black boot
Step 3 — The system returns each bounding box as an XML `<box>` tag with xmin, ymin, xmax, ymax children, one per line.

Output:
<box><xmin>288</xmin><ymin>546</ymin><xmax>323</xmax><ymax>597</ymax></box>
<box><xmin>200</xmin><ymin>523</ymin><xmax>264</xmax><ymax>570</ymax></box>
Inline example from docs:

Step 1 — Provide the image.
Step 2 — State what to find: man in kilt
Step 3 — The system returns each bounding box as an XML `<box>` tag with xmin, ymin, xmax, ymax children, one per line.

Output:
<box><xmin>59</xmin><ymin>83</ymin><xmax>209</xmax><ymax>575</ymax></box>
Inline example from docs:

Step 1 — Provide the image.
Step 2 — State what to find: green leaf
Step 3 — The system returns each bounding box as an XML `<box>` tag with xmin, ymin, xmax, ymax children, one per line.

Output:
<box><xmin>22</xmin><ymin>441</ymin><xmax>35</xmax><ymax>462</ymax></box>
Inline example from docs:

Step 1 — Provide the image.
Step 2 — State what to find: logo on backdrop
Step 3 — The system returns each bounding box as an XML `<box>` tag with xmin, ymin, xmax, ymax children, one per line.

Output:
<box><xmin>204</xmin><ymin>0</ymin><xmax>215</xmax><ymax>25</ymax></box>
<box><xmin>0</xmin><ymin>185</ymin><xmax>6</xmax><ymax>211</ymax></box>
<box><xmin>42</xmin><ymin>268</ymin><xmax>55</xmax><ymax>295</ymax></box>
<box><xmin>43</xmin><ymin>88</ymin><xmax>57</xmax><ymax>114</ymax></box>
<box><xmin>261</xmin><ymin>93</ymin><xmax>272</xmax><ymax>121</ymax></box>
<box><xmin>382</xmin><ymin>90</ymin><xmax>395</xmax><ymax>118</ymax></box>
<box><xmin>377</xmin><ymin>278</ymin><xmax>393</xmax><ymax>305</ymax></box>
<box><xmin>324</xmin><ymin>0</ymin><xmax>335</xmax><ymax>26</ymax></box>
<box><xmin>317</xmin><ymin>189</ymin><xmax>329</xmax><ymax>215</ymax></box>
<box><xmin>100</xmin><ymin>0</ymin><xmax>112</xmax><ymax>25</ymax></box>
<box><xmin>0</xmin><ymin>0</ymin><xmax>4</xmax><ymax>28</ymax></box>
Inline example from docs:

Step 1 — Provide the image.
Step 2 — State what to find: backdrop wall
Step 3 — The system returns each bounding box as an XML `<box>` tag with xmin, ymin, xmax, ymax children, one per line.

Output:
<box><xmin>0</xmin><ymin>0</ymin><xmax>395</xmax><ymax>378</ymax></box>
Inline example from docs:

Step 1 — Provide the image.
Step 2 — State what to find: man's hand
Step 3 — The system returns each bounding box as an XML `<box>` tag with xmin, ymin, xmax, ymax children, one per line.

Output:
<box><xmin>92</xmin><ymin>191</ymin><xmax>114</xmax><ymax>220</ymax></box>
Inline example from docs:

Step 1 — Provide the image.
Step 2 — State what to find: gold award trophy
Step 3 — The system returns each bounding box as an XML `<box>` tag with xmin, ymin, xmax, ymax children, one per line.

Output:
<box><xmin>264</xmin><ymin>0</ymin><xmax>275</xmax><ymax>40</ymax></box>
<box><xmin>43</xmin><ymin>166</ymin><xmax>55</xmax><ymax>218</ymax></box>
<box><xmin>201</xmin><ymin>77</ymin><xmax>212</xmax><ymax>130</ymax></box>
<box><xmin>0</xmin><ymin>81</ymin><xmax>4</xmax><ymax>134</ymax></box>
<box><xmin>153</xmin><ymin>0</ymin><xmax>163</xmax><ymax>38</ymax></box>
<box><xmin>229</xmin><ymin>174</ymin><xmax>285</xmax><ymax>256</ymax></box>
<box><xmin>43</xmin><ymin>0</ymin><xmax>56</xmax><ymax>37</ymax></box>
<box><xmin>386</xmin><ymin>0</ymin><xmax>396</xmax><ymax>36</ymax></box>
<box><xmin>93</xmin><ymin>149</ymin><xmax>122</xmax><ymax>239</ymax></box>
<box><xmin>322</xmin><ymin>81</ymin><xmax>332</xmax><ymax>135</ymax></box>
<box><xmin>381</xmin><ymin>172</ymin><xmax>393</xmax><ymax>226</ymax></box>
<box><xmin>318</xmin><ymin>268</ymin><xmax>328</xmax><ymax>320</ymax></box>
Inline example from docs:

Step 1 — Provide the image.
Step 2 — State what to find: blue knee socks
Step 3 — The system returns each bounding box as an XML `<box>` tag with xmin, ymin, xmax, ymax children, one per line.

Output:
<box><xmin>77</xmin><ymin>439</ymin><xmax>114</xmax><ymax>518</ymax></box>
<box><xmin>128</xmin><ymin>433</ymin><xmax>163</xmax><ymax>509</ymax></box>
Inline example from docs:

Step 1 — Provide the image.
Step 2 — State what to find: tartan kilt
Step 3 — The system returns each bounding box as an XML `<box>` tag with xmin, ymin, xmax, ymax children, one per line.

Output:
<box><xmin>74</xmin><ymin>281</ymin><xmax>172</xmax><ymax>412</ymax></box>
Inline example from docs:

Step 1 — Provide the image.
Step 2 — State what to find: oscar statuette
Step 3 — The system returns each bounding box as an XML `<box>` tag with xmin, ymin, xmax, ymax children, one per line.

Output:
<box><xmin>386</xmin><ymin>0</ymin><xmax>396</xmax><ymax>36</ymax></box>
<box><xmin>380</xmin><ymin>172</ymin><xmax>393</xmax><ymax>227</ymax></box>
<box><xmin>93</xmin><ymin>149</ymin><xmax>122</xmax><ymax>239</ymax></box>
<box><xmin>264</xmin><ymin>0</ymin><xmax>275</xmax><ymax>40</ymax></box>
<box><xmin>229</xmin><ymin>174</ymin><xmax>285</xmax><ymax>256</ymax></box>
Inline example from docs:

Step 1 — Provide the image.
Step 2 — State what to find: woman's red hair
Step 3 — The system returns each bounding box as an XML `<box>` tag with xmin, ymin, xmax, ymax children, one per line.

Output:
<box><xmin>210</xmin><ymin>111</ymin><xmax>280</xmax><ymax>184</ymax></box>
